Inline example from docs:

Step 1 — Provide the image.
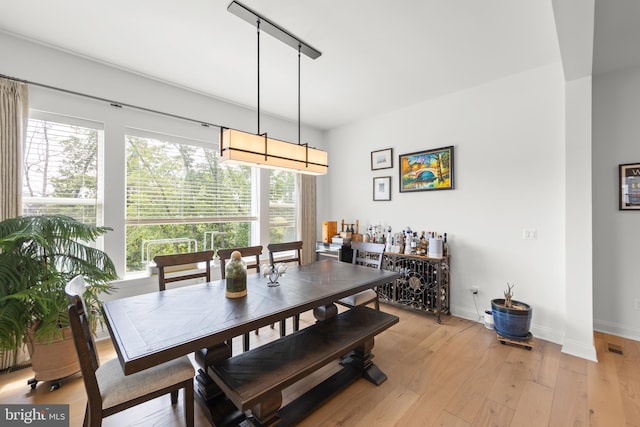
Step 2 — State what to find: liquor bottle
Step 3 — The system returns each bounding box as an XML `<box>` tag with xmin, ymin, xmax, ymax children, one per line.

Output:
<box><xmin>410</xmin><ymin>232</ymin><xmax>418</xmax><ymax>254</ymax></box>
<box><xmin>443</xmin><ymin>232</ymin><xmax>449</xmax><ymax>256</ymax></box>
<box><xmin>419</xmin><ymin>231</ymin><xmax>427</xmax><ymax>255</ymax></box>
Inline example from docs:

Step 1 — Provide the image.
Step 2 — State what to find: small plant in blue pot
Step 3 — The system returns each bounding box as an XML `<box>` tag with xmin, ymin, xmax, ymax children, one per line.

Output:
<box><xmin>491</xmin><ymin>283</ymin><xmax>532</xmax><ymax>340</ymax></box>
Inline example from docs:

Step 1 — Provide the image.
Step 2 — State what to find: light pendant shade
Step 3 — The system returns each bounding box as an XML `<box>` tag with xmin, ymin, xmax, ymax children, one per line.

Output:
<box><xmin>219</xmin><ymin>128</ymin><xmax>328</xmax><ymax>175</ymax></box>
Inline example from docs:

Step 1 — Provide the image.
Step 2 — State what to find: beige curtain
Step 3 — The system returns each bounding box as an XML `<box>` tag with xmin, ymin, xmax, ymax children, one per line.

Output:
<box><xmin>0</xmin><ymin>78</ymin><xmax>29</xmax><ymax>370</ymax></box>
<box><xmin>0</xmin><ymin>78</ymin><xmax>28</xmax><ymax>221</ymax></box>
<box><xmin>298</xmin><ymin>174</ymin><xmax>317</xmax><ymax>264</ymax></box>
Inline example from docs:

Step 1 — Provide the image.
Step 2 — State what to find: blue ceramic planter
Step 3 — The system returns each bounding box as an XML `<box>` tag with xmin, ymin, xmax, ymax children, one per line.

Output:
<box><xmin>491</xmin><ymin>299</ymin><xmax>532</xmax><ymax>339</ymax></box>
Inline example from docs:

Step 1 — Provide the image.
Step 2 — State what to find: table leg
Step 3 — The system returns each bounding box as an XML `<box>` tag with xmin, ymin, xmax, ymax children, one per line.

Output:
<box><xmin>342</xmin><ymin>337</ymin><xmax>388</xmax><ymax>386</ymax></box>
<box><xmin>313</xmin><ymin>303</ymin><xmax>338</xmax><ymax>321</ymax></box>
<box><xmin>249</xmin><ymin>391</ymin><xmax>283</xmax><ymax>427</ymax></box>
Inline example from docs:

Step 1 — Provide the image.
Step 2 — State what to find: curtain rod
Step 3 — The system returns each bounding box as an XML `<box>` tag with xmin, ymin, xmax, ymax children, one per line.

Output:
<box><xmin>0</xmin><ymin>73</ymin><xmax>223</xmax><ymax>130</ymax></box>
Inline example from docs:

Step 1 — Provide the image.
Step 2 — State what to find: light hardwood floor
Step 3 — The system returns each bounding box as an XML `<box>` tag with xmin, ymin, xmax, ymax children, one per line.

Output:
<box><xmin>1</xmin><ymin>304</ymin><xmax>639</xmax><ymax>426</ymax></box>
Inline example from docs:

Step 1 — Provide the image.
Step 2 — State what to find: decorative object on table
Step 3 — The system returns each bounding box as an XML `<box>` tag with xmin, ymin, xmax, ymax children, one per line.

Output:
<box><xmin>0</xmin><ymin>214</ymin><xmax>117</xmax><ymax>389</ymax></box>
<box><xmin>399</xmin><ymin>146</ymin><xmax>454</xmax><ymax>192</ymax></box>
<box><xmin>373</xmin><ymin>176</ymin><xmax>392</xmax><ymax>201</ymax></box>
<box><xmin>264</xmin><ymin>263</ymin><xmax>287</xmax><ymax>286</ymax></box>
<box><xmin>336</xmin><ymin>219</ymin><xmax>362</xmax><ymax>243</ymax></box>
<box><xmin>322</xmin><ymin>220</ymin><xmax>338</xmax><ymax>243</ymax></box>
<box><xmin>428</xmin><ymin>236</ymin><xmax>443</xmax><ymax>258</ymax></box>
<box><xmin>491</xmin><ymin>283</ymin><xmax>533</xmax><ymax>350</ymax></box>
<box><xmin>385</xmin><ymin>226</ymin><xmax>393</xmax><ymax>252</ymax></box>
<box><xmin>619</xmin><ymin>162</ymin><xmax>640</xmax><ymax>210</ymax></box>
<box><xmin>371</xmin><ymin>148</ymin><xmax>393</xmax><ymax>170</ymax></box>
<box><xmin>225</xmin><ymin>251</ymin><xmax>247</xmax><ymax>298</ymax></box>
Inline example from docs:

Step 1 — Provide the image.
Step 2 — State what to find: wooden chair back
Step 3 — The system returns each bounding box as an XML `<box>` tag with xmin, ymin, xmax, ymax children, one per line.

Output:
<box><xmin>65</xmin><ymin>277</ymin><xmax>102</xmax><ymax>416</ymax></box>
<box><xmin>267</xmin><ymin>241</ymin><xmax>303</xmax><ymax>266</ymax></box>
<box><xmin>351</xmin><ymin>241</ymin><xmax>385</xmax><ymax>270</ymax></box>
<box><xmin>218</xmin><ymin>245</ymin><xmax>263</xmax><ymax>279</ymax></box>
<box><xmin>153</xmin><ymin>250</ymin><xmax>214</xmax><ymax>291</ymax></box>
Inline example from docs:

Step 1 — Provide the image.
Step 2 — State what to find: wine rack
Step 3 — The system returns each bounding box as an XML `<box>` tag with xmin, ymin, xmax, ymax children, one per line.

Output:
<box><xmin>379</xmin><ymin>253</ymin><xmax>450</xmax><ymax>323</ymax></box>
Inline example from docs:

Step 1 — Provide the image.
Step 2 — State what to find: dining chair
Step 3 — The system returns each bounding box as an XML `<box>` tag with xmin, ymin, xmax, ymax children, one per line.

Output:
<box><xmin>153</xmin><ymin>250</ymin><xmax>215</xmax><ymax>291</ymax></box>
<box><xmin>65</xmin><ymin>276</ymin><xmax>194</xmax><ymax>427</ymax></box>
<box><xmin>336</xmin><ymin>241</ymin><xmax>385</xmax><ymax>310</ymax></box>
<box><xmin>218</xmin><ymin>245</ymin><xmax>263</xmax><ymax>352</ymax></box>
<box><xmin>267</xmin><ymin>241</ymin><xmax>303</xmax><ymax>266</ymax></box>
<box><xmin>153</xmin><ymin>250</ymin><xmax>232</xmax><ymax>367</ymax></box>
<box><xmin>267</xmin><ymin>241</ymin><xmax>303</xmax><ymax>335</ymax></box>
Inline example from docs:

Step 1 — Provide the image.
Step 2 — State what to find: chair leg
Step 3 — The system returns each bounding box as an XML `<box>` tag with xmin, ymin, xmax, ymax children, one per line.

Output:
<box><xmin>88</xmin><ymin>404</ymin><xmax>102</xmax><ymax>427</ymax></box>
<box><xmin>374</xmin><ymin>297</ymin><xmax>380</xmax><ymax>310</ymax></box>
<box><xmin>243</xmin><ymin>333</ymin><xmax>250</xmax><ymax>352</ymax></box>
<box><xmin>83</xmin><ymin>404</ymin><xmax>90</xmax><ymax>427</ymax></box>
<box><xmin>171</xmin><ymin>389</ymin><xmax>178</xmax><ymax>405</ymax></box>
<box><xmin>184</xmin><ymin>382</ymin><xmax>194</xmax><ymax>427</ymax></box>
<box><xmin>279</xmin><ymin>319</ymin><xmax>286</xmax><ymax>337</ymax></box>
<box><xmin>293</xmin><ymin>314</ymin><xmax>300</xmax><ymax>332</ymax></box>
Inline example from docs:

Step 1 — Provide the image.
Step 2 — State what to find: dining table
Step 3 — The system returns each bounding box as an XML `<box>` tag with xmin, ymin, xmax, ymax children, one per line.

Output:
<box><xmin>102</xmin><ymin>259</ymin><xmax>400</xmax><ymax>425</ymax></box>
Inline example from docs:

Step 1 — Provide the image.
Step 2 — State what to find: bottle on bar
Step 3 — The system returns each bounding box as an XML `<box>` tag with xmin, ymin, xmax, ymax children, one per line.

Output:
<box><xmin>443</xmin><ymin>232</ymin><xmax>449</xmax><ymax>256</ymax></box>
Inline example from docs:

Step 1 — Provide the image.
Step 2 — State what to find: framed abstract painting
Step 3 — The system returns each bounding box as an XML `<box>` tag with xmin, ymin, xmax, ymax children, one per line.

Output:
<box><xmin>399</xmin><ymin>146</ymin><xmax>454</xmax><ymax>192</ymax></box>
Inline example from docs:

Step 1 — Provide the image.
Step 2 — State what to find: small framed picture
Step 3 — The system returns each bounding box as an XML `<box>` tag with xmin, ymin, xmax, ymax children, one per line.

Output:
<box><xmin>373</xmin><ymin>176</ymin><xmax>391</xmax><ymax>201</ymax></box>
<box><xmin>619</xmin><ymin>162</ymin><xmax>640</xmax><ymax>210</ymax></box>
<box><xmin>371</xmin><ymin>148</ymin><xmax>393</xmax><ymax>170</ymax></box>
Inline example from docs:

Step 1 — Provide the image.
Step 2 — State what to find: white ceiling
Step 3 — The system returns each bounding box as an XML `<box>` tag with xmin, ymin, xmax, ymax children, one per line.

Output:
<box><xmin>0</xmin><ymin>1</ymin><xmax>579</xmax><ymax>130</ymax></box>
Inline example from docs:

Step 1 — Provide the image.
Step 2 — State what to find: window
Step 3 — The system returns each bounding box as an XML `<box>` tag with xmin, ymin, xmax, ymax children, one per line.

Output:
<box><xmin>125</xmin><ymin>132</ymin><xmax>257</xmax><ymax>272</ymax></box>
<box><xmin>22</xmin><ymin>114</ymin><xmax>103</xmax><ymax>226</ymax></box>
<box><xmin>269</xmin><ymin>170</ymin><xmax>297</xmax><ymax>243</ymax></box>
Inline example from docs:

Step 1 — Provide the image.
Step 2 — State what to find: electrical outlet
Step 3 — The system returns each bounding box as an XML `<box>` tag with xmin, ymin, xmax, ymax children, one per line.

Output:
<box><xmin>522</xmin><ymin>228</ymin><xmax>537</xmax><ymax>240</ymax></box>
<box><xmin>471</xmin><ymin>286</ymin><xmax>479</xmax><ymax>295</ymax></box>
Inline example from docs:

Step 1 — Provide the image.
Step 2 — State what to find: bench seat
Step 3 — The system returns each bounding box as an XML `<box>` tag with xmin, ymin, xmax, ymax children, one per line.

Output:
<box><xmin>208</xmin><ymin>306</ymin><xmax>398</xmax><ymax>424</ymax></box>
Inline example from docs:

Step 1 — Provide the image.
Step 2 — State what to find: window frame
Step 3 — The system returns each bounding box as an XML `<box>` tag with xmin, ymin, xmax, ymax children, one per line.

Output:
<box><xmin>22</xmin><ymin>110</ymin><xmax>105</xmax><ymax>228</ymax></box>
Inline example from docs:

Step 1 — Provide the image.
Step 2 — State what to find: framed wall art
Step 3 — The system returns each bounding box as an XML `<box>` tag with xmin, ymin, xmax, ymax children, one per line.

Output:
<box><xmin>373</xmin><ymin>176</ymin><xmax>391</xmax><ymax>201</ymax></box>
<box><xmin>371</xmin><ymin>148</ymin><xmax>393</xmax><ymax>170</ymax></box>
<box><xmin>399</xmin><ymin>146</ymin><xmax>454</xmax><ymax>192</ymax></box>
<box><xmin>619</xmin><ymin>162</ymin><xmax>640</xmax><ymax>210</ymax></box>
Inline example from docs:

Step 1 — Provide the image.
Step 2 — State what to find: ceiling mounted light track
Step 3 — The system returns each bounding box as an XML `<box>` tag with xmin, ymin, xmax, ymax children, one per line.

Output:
<box><xmin>220</xmin><ymin>0</ymin><xmax>328</xmax><ymax>175</ymax></box>
<box><xmin>227</xmin><ymin>1</ymin><xmax>322</xmax><ymax>60</ymax></box>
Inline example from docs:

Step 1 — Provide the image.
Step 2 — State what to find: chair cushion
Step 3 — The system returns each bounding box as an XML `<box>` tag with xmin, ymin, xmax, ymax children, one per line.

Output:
<box><xmin>339</xmin><ymin>289</ymin><xmax>377</xmax><ymax>307</ymax></box>
<box><xmin>97</xmin><ymin>355</ymin><xmax>194</xmax><ymax>410</ymax></box>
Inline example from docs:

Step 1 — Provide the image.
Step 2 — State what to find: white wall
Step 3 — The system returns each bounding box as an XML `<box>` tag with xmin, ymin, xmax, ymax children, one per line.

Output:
<box><xmin>564</xmin><ymin>76</ymin><xmax>597</xmax><ymax>361</ymax></box>
<box><xmin>321</xmin><ymin>63</ymin><xmax>568</xmax><ymax>344</ymax></box>
<box><xmin>593</xmin><ymin>66</ymin><xmax>640</xmax><ymax>341</ymax></box>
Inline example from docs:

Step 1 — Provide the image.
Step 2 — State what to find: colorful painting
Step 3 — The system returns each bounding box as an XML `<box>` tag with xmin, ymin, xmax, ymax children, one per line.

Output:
<box><xmin>399</xmin><ymin>146</ymin><xmax>454</xmax><ymax>192</ymax></box>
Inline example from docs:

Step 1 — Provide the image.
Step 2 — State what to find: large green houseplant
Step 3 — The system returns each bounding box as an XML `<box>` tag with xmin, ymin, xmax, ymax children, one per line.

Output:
<box><xmin>0</xmin><ymin>214</ymin><xmax>117</xmax><ymax>374</ymax></box>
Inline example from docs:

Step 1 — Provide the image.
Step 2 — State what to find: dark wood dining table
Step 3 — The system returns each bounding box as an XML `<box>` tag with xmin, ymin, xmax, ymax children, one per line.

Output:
<box><xmin>102</xmin><ymin>259</ymin><xmax>399</xmax><ymax>376</ymax></box>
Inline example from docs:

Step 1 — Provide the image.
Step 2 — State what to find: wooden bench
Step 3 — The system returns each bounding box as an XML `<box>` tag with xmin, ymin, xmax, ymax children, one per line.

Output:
<box><xmin>207</xmin><ymin>306</ymin><xmax>399</xmax><ymax>426</ymax></box>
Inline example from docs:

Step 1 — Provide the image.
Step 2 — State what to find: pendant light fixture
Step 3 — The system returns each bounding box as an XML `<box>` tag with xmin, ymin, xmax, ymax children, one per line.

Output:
<box><xmin>220</xmin><ymin>1</ymin><xmax>328</xmax><ymax>175</ymax></box>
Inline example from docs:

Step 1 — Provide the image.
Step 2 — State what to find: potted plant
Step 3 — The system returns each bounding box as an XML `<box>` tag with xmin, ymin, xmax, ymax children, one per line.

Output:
<box><xmin>491</xmin><ymin>283</ymin><xmax>533</xmax><ymax>340</ymax></box>
<box><xmin>0</xmin><ymin>214</ymin><xmax>117</xmax><ymax>388</ymax></box>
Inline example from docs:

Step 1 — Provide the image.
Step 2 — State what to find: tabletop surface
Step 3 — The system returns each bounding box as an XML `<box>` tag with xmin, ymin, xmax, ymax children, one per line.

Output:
<box><xmin>103</xmin><ymin>259</ymin><xmax>399</xmax><ymax>375</ymax></box>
